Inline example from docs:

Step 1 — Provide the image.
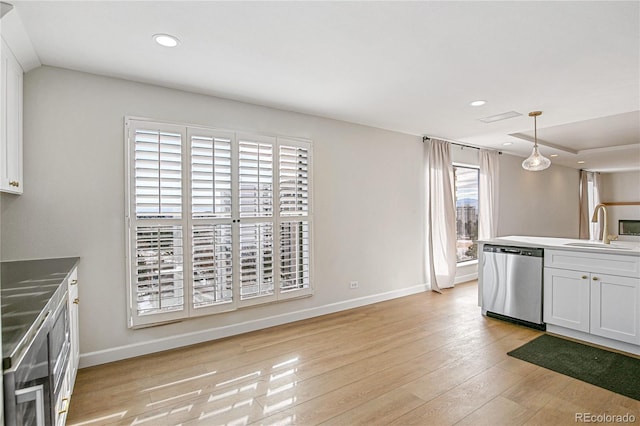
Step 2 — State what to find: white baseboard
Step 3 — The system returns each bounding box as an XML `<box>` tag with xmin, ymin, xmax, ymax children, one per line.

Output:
<box><xmin>79</xmin><ymin>283</ymin><xmax>429</xmax><ymax>368</ymax></box>
<box><xmin>455</xmin><ymin>272</ymin><xmax>478</xmax><ymax>285</ymax></box>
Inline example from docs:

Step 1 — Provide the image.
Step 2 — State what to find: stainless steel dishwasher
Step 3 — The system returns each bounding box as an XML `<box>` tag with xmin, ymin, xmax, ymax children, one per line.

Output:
<box><xmin>481</xmin><ymin>244</ymin><xmax>545</xmax><ymax>329</ymax></box>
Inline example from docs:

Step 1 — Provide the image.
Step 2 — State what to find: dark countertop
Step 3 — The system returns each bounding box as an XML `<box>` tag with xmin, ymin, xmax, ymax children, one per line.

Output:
<box><xmin>1</xmin><ymin>257</ymin><xmax>79</xmax><ymax>369</ymax></box>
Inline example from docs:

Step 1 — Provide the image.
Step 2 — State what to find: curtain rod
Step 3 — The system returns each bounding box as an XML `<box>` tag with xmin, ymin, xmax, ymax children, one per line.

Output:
<box><xmin>423</xmin><ymin>136</ymin><xmax>502</xmax><ymax>154</ymax></box>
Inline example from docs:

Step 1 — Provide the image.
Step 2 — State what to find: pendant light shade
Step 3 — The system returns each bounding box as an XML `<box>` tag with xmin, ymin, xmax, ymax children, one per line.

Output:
<box><xmin>522</xmin><ymin>111</ymin><xmax>551</xmax><ymax>171</ymax></box>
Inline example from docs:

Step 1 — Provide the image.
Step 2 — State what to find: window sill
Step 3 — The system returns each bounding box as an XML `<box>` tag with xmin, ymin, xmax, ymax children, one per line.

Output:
<box><xmin>457</xmin><ymin>259</ymin><xmax>478</xmax><ymax>267</ymax></box>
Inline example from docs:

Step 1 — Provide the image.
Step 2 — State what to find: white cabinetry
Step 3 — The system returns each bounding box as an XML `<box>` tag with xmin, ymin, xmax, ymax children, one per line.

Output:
<box><xmin>54</xmin><ymin>371</ymin><xmax>70</xmax><ymax>426</ymax></box>
<box><xmin>0</xmin><ymin>37</ymin><xmax>23</xmax><ymax>194</ymax></box>
<box><xmin>590</xmin><ymin>273</ymin><xmax>639</xmax><ymax>344</ymax></box>
<box><xmin>68</xmin><ymin>267</ymin><xmax>80</xmax><ymax>390</ymax></box>
<box><xmin>55</xmin><ymin>266</ymin><xmax>79</xmax><ymax>426</ymax></box>
<box><xmin>544</xmin><ymin>268</ymin><xmax>590</xmax><ymax>333</ymax></box>
<box><xmin>544</xmin><ymin>250</ymin><xmax>640</xmax><ymax>348</ymax></box>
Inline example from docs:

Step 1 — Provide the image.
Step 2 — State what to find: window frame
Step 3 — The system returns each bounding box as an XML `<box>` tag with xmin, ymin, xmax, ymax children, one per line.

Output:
<box><xmin>125</xmin><ymin>117</ymin><xmax>313</xmax><ymax>328</ymax></box>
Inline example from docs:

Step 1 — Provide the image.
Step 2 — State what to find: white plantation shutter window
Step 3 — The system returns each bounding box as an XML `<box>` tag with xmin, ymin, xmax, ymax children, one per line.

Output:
<box><xmin>127</xmin><ymin>121</ymin><xmax>188</xmax><ymax>327</ymax></box>
<box><xmin>279</xmin><ymin>145</ymin><xmax>309</xmax><ymax>216</ymax></box>
<box><xmin>192</xmin><ymin>224</ymin><xmax>233</xmax><ymax>308</ymax></box>
<box><xmin>135</xmin><ymin>226</ymin><xmax>185</xmax><ymax>315</ymax></box>
<box><xmin>239</xmin><ymin>223</ymin><xmax>275</xmax><ymax>301</ymax></box>
<box><xmin>126</xmin><ymin>119</ymin><xmax>312</xmax><ymax>327</ymax></box>
<box><xmin>134</xmin><ymin>129</ymin><xmax>182</xmax><ymax>219</ymax></box>
<box><xmin>191</xmin><ymin>133</ymin><xmax>233</xmax><ymax>219</ymax></box>
<box><xmin>238</xmin><ymin>137</ymin><xmax>274</xmax><ymax>218</ymax></box>
<box><xmin>279</xmin><ymin>221</ymin><xmax>311</xmax><ymax>291</ymax></box>
<box><xmin>277</xmin><ymin>140</ymin><xmax>312</xmax><ymax>298</ymax></box>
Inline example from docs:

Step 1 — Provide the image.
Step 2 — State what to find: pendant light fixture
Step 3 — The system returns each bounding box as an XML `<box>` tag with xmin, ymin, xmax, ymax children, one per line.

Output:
<box><xmin>522</xmin><ymin>111</ymin><xmax>551</xmax><ymax>171</ymax></box>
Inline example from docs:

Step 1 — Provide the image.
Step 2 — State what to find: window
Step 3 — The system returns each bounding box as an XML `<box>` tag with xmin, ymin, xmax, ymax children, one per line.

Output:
<box><xmin>126</xmin><ymin>119</ymin><xmax>312</xmax><ymax>327</ymax></box>
<box><xmin>453</xmin><ymin>165</ymin><xmax>479</xmax><ymax>263</ymax></box>
<box><xmin>585</xmin><ymin>172</ymin><xmax>599</xmax><ymax>240</ymax></box>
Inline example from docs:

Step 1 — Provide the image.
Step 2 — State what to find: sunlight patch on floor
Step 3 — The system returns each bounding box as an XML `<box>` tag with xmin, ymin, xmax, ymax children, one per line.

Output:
<box><xmin>215</xmin><ymin>370</ymin><xmax>261</xmax><ymax>387</ymax></box>
<box><xmin>67</xmin><ymin>411</ymin><xmax>128</xmax><ymax>425</ymax></box>
<box><xmin>146</xmin><ymin>389</ymin><xmax>202</xmax><ymax>407</ymax></box>
<box><xmin>141</xmin><ymin>370</ymin><xmax>218</xmax><ymax>392</ymax></box>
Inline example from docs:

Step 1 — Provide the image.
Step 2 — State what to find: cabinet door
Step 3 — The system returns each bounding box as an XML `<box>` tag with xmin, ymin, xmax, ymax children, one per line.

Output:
<box><xmin>0</xmin><ymin>38</ymin><xmax>23</xmax><ymax>194</ymax></box>
<box><xmin>54</xmin><ymin>369</ymin><xmax>70</xmax><ymax>426</ymax></box>
<box><xmin>68</xmin><ymin>268</ymin><xmax>80</xmax><ymax>391</ymax></box>
<box><xmin>590</xmin><ymin>273</ymin><xmax>640</xmax><ymax>344</ymax></box>
<box><xmin>544</xmin><ymin>267</ymin><xmax>590</xmax><ymax>332</ymax></box>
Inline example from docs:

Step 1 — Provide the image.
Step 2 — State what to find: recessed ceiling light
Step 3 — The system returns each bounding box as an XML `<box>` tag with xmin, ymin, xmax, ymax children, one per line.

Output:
<box><xmin>153</xmin><ymin>33</ymin><xmax>180</xmax><ymax>48</ymax></box>
<box><xmin>577</xmin><ymin>161</ymin><xmax>585</xmax><ymax>164</ymax></box>
<box><xmin>470</xmin><ymin>100</ymin><xmax>486</xmax><ymax>107</ymax></box>
<box><xmin>502</xmin><ymin>142</ymin><xmax>513</xmax><ymax>146</ymax></box>
<box><xmin>550</xmin><ymin>154</ymin><xmax>559</xmax><ymax>158</ymax></box>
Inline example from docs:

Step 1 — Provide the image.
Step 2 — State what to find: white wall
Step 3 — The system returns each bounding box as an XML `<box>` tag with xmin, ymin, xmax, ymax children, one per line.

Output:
<box><xmin>1</xmin><ymin>66</ymin><xmax>424</xmax><ymax>365</ymax></box>
<box><xmin>497</xmin><ymin>153</ymin><xmax>580</xmax><ymax>238</ymax></box>
<box><xmin>600</xmin><ymin>171</ymin><xmax>640</xmax><ymax>241</ymax></box>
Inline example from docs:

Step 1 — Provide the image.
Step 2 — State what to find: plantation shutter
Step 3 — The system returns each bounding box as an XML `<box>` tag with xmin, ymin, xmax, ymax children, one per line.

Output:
<box><xmin>239</xmin><ymin>223</ymin><xmax>274</xmax><ymax>300</ymax></box>
<box><xmin>127</xmin><ymin>120</ymin><xmax>312</xmax><ymax>327</ymax></box>
<box><xmin>127</xmin><ymin>121</ymin><xmax>187</xmax><ymax>326</ymax></box>
<box><xmin>238</xmin><ymin>136</ymin><xmax>274</xmax><ymax>218</ymax></box>
<box><xmin>191</xmin><ymin>133</ymin><xmax>233</xmax><ymax>219</ymax></box>
<box><xmin>237</xmin><ymin>134</ymin><xmax>277</xmax><ymax>306</ymax></box>
<box><xmin>134</xmin><ymin>128</ymin><xmax>182</xmax><ymax>219</ymax></box>
<box><xmin>192</xmin><ymin>224</ymin><xmax>233</xmax><ymax>308</ymax></box>
<box><xmin>279</xmin><ymin>144</ymin><xmax>309</xmax><ymax>216</ymax></box>
<box><xmin>188</xmin><ymin>128</ymin><xmax>237</xmax><ymax>315</ymax></box>
<box><xmin>278</xmin><ymin>140</ymin><xmax>312</xmax><ymax>297</ymax></box>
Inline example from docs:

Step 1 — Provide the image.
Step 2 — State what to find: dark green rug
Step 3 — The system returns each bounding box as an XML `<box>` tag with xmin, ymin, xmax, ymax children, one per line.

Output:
<box><xmin>507</xmin><ymin>334</ymin><xmax>640</xmax><ymax>401</ymax></box>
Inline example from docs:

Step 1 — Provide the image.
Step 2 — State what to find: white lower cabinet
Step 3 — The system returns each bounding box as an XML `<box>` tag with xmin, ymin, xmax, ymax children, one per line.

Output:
<box><xmin>68</xmin><ymin>268</ymin><xmax>80</xmax><ymax>390</ymax></box>
<box><xmin>590</xmin><ymin>273</ymin><xmax>640</xmax><ymax>344</ymax></box>
<box><xmin>544</xmin><ymin>268</ymin><xmax>590</xmax><ymax>333</ymax></box>
<box><xmin>55</xmin><ymin>369</ymin><xmax>70</xmax><ymax>426</ymax></box>
<box><xmin>54</xmin><ymin>266</ymin><xmax>79</xmax><ymax>425</ymax></box>
<box><xmin>544</xmin><ymin>250</ymin><xmax>640</xmax><ymax>347</ymax></box>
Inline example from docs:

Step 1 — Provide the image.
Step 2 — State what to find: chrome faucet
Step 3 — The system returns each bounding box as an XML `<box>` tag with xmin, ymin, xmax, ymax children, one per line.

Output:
<box><xmin>591</xmin><ymin>203</ymin><xmax>615</xmax><ymax>244</ymax></box>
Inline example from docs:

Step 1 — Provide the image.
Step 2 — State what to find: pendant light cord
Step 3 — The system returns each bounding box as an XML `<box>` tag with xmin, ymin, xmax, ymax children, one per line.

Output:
<box><xmin>534</xmin><ymin>115</ymin><xmax>538</xmax><ymax>148</ymax></box>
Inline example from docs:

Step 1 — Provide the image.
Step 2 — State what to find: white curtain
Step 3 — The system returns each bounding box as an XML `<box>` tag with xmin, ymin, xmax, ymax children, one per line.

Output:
<box><xmin>424</xmin><ymin>139</ymin><xmax>457</xmax><ymax>293</ymax></box>
<box><xmin>579</xmin><ymin>170</ymin><xmax>602</xmax><ymax>240</ymax></box>
<box><xmin>478</xmin><ymin>149</ymin><xmax>500</xmax><ymax>240</ymax></box>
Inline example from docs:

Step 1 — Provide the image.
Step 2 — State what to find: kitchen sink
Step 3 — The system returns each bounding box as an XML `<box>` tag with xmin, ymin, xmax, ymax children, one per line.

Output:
<box><xmin>563</xmin><ymin>242</ymin><xmax>631</xmax><ymax>250</ymax></box>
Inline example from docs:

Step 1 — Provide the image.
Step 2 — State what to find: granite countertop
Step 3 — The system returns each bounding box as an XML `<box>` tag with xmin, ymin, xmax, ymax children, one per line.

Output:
<box><xmin>1</xmin><ymin>257</ymin><xmax>80</xmax><ymax>369</ymax></box>
<box><xmin>478</xmin><ymin>236</ymin><xmax>640</xmax><ymax>257</ymax></box>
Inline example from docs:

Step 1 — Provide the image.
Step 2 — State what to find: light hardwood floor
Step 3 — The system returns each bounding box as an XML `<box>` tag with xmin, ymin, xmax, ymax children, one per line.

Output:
<box><xmin>67</xmin><ymin>281</ymin><xmax>640</xmax><ymax>425</ymax></box>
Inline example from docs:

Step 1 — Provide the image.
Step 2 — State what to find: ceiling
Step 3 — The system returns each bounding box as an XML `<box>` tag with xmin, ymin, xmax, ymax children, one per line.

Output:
<box><xmin>2</xmin><ymin>1</ymin><xmax>639</xmax><ymax>172</ymax></box>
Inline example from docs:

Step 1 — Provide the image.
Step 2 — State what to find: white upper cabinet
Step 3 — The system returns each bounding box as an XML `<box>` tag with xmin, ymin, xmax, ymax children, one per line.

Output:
<box><xmin>1</xmin><ymin>37</ymin><xmax>23</xmax><ymax>194</ymax></box>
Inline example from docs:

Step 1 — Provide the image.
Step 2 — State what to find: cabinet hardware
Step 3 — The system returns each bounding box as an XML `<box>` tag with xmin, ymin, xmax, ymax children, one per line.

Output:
<box><xmin>70</xmin><ymin>279</ymin><xmax>78</xmax><ymax>285</ymax></box>
<box><xmin>73</xmin><ymin>298</ymin><xmax>79</xmax><ymax>304</ymax></box>
<box><xmin>592</xmin><ymin>277</ymin><xmax>599</xmax><ymax>281</ymax></box>
<box><xmin>581</xmin><ymin>275</ymin><xmax>588</xmax><ymax>279</ymax></box>
<box><xmin>9</xmin><ymin>180</ymin><xmax>19</xmax><ymax>187</ymax></box>
<box><xmin>58</xmin><ymin>397</ymin><xmax>69</xmax><ymax>414</ymax></box>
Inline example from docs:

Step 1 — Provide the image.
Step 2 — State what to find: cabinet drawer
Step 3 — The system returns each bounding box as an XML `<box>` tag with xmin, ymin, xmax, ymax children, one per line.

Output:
<box><xmin>545</xmin><ymin>249</ymin><xmax>640</xmax><ymax>278</ymax></box>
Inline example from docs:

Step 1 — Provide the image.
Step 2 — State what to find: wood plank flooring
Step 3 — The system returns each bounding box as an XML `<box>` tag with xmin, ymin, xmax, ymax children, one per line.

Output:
<box><xmin>67</xmin><ymin>282</ymin><xmax>640</xmax><ymax>425</ymax></box>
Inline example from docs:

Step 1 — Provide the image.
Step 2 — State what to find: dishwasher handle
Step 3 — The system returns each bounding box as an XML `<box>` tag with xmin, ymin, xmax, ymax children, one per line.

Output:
<box><xmin>500</xmin><ymin>248</ymin><xmax>522</xmax><ymax>254</ymax></box>
<box><xmin>483</xmin><ymin>245</ymin><xmax>544</xmax><ymax>257</ymax></box>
